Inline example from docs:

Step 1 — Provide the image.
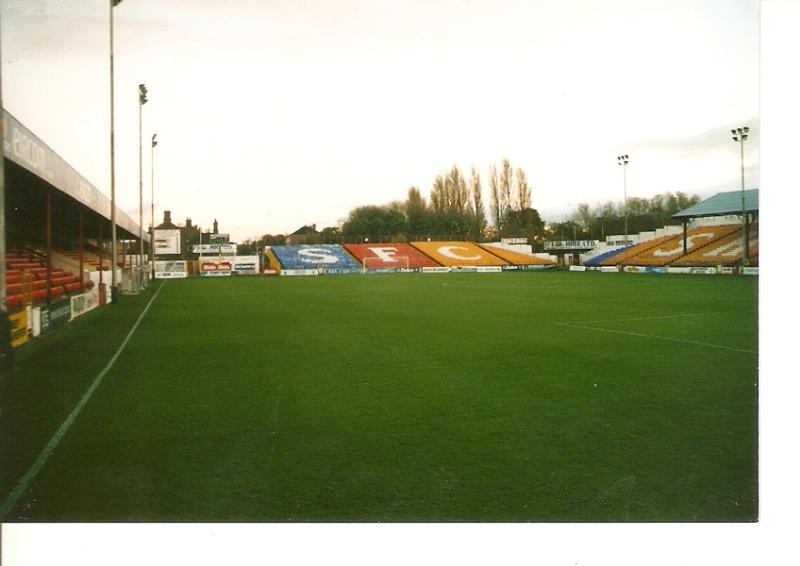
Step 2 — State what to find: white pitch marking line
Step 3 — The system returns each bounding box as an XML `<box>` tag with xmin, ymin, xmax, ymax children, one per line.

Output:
<box><xmin>562</xmin><ymin>310</ymin><xmax>755</xmax><ymax>325</ymax></box>
<box><xmin>0</xmin><ymin>282</ymin><xmax>166</xmax><ymax>520</ymax></box>
<box><xmin>556</xmin><ymin>321</ymin><xmax>757</xmax><ymax>354</ymax></box>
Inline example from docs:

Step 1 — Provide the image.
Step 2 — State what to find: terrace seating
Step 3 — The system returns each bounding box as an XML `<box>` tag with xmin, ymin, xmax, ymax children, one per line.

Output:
<box><xmin>60</xmin><ymin>248</ymin><xmax>106</xmax><ymax>271</ymax></box>
<box><xmin>583</xmin><ymin>247</ymin><xmax>626</xmax><ymax>267</ymax></box>
<box><xmin>344</xmin><ymin>243</ymin><xmax>441</xmax><ymax>269</ymax></box>
<box><xmin>604</xmin><ymin>225</ymin><xmax>740</xmax><ymax>267</ymax></box>
<box><xmin>5</xmin><ymin>245</ymin><xmax>94</xmax><ymax>312</ymax></box>
<box><xmin>410</xmin><ymin>242</ymin><xmax>509</xmax><ymax>267</ymax></box>
<box><xmin>600</xmin><ymin>234</ymin><xmax>674</xmax><ymax>266</ymax></box>
<box><xmin>269</xmin><ymin>244</ymin><xmax>362</xmax><ymax>271</ymax></box>
<box><xmin>671</xmin><ymin>225</ymin><xmax>758</xmax><ymax>267</ymax></box>
<box><xmin>478</xmin><ymin>244</ymin><xmax>555</xmax><ymax>266</ymax></box>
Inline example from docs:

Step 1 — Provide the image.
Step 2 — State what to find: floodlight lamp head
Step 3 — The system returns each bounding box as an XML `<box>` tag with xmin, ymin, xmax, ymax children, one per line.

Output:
<box><xmin>731</xmin><ymin>129</ymin><xmax>737</xmax><ymax>135</ymax></box>
<box><xmin>743</xmin><ymin>126</ymin><xmax>750</xmax><ymax>133</ymax></box>
<box><xmin>151</xmin><ymin>133</ymin><xmax>158</xmax><ymax>147</ymax></box>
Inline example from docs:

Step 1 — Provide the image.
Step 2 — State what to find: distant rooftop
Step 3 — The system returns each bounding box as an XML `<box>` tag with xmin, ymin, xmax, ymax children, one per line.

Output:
<box><xmin>672</xmin><ymin>189</ymin><xmax>759</xmax><ymax>219</ymax></box>
<box><xmin>290</xmin><ymin>224</ymin><xmax>318</xmax><ymax>236</ymax></box>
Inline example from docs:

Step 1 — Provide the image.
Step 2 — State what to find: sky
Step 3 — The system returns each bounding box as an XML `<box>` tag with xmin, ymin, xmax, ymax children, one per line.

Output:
<box><xmin>1</xmin><ymin>0</ymin><xmax>759</xmax><ymax>242</ymax></box>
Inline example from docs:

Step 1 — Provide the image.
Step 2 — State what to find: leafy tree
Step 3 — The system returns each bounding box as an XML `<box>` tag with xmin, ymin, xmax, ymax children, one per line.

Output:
<box><xmin>569</xmin><ymin>191</ymin><xmax>702</xmax><ymax>240</ymax></box>
<box><xmin>341</xmin><ymin>205</ymin><xmax>407</xmax><ymax>239</ymax></box>
<box><xmin>504</xmin><ymin>208</ymin><xmax>545</xmax><ymax>247</ymax></box>
<box><xmin>405</xmin><ymin>186</ymin><xmax>431</xmax><ymax>237</ymax></box>
<box><xmin>262</xmin><ymin>234</ymin><xmax>286</xmax><ymax>246</ymax></box>
<box><xmin>319</xmin><ymin>226</ymin><xmax>341</xmax><ymax>243</ymax></box>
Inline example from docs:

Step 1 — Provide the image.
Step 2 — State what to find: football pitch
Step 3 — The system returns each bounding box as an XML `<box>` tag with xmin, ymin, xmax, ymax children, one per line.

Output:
<box><xmin>1</xmin><ymin>271</ymin><xmax>758</xmax><ymax>522</ymax></box>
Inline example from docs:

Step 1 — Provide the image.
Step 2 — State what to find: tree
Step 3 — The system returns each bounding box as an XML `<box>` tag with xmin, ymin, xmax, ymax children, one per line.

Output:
<box><xmin>318</xmin><ymin>226</ymin><xmax>341</xmax><ymax>243</ymax></box>
<box><xmin>262</xmin><ymin>234</ymin><xmax>286</xmax><ymax>246</ymax></box>
<box><xmin>499</xmin><ymin>158</ymin><xmax>514</xmax><ymax>234</ymax></box>
<box><xmin>569</xmin><ymin>191</ymin><xmax>703</xmax><ymax>240</ymax></box>
<box><xmin>236</xmin><ymin>239</ymin><xmax>258</xmax><ymax>256</ymax></box>
<box><xmin>489</xmin><ymin>164</ymin><xmax>502</xmax><ymax>233</ymax></box>
<box><xmin>405</xmin><ymin>186</ymin><xmax>431</xmax><ymax>237</ymax></box>
<box><xmin>470</xmin><ymin>166</ymin><xmax>488</xmax><ymax>241</ymax></box>
<box><xmin>505</xmin><ymin>208</ymin><xmax>545</xmax><ymax>249</ymax></box>
<box><xmin>341</xmin><ymin>205</ymin><xmax>406</xmax><ymax>239</ymax></box>
<box><xmin>516</xmin><ymin>167</ymin><xmax>531</xmax><ymax>211</ymax></box>
<box><xmin>429</xmin><ymin>165</ymin><xmax>473</xmax><ymax>237</ymax></box>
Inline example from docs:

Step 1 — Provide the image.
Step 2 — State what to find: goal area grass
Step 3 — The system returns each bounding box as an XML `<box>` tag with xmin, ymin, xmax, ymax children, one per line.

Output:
<box><xmin>1</xmin><ymin>271</ymin><xmax>758</xmax><ymax>522</ymax></box>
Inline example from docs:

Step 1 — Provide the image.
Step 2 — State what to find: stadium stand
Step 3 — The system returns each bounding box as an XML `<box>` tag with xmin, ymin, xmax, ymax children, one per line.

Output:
<box><xmin>59</xmin><ymin>243</ymin><xmax>107</xmax><ymax>271</ymax></box>
<box><xmin>478</xmin><ymin>244</ymin><xmax>555</xmax><ymax>267</ymax></box>
<box><xmin>410</xmin><ymin>242</ymin><xmax>508</xmax><ymax>267</ymax></box>
<box><xmin>4</xmin><ymin>246</ymin><xmax>93</xmax><ymax>311</ymax></box>
<box><xmin>268</xmin><ymin>244</ymin><xmax>361</xmax><ymax>272</ymax></box>
<box><xmin>600</xmin><ymin>234</ymin><xmax>676</xmax><ymax>266</ymax></box>
<box><xmin>620</xmin><ymin>225</ymin><xmax>740</xmax><ymax>267</ymax></box>
<box><xmin>344</xmin><ymin>243</ymin><xmax>441</xmax><ymax>270</ymax></box>
<box><xmin>583</xmin><ymin>247</ymin><xmax>627</xmax><ymax>267</ymax></box>
<box><xmin>671</xmin><ymin>224</ymin><xmax>758</xmax><ymax>267</ymax></box>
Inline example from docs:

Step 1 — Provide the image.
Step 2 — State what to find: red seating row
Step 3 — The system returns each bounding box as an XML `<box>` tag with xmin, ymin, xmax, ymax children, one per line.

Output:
<box><xmin>6</xmin><ymin>246</ymin><xmax>95</xmax><ymax>312</ymax></box>
<box><xmin>5</xmin><ymin>279</ymin><xmax>94</xmax><ymax>310</ymax></box>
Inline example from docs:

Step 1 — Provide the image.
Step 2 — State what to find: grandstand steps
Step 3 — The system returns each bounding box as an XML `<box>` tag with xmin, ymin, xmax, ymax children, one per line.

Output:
<box><xmin>5</xmin><ymin>246</ymin><xmax>96</xmax><ymax>312</ymax></box>
<box><xmin>601</xmin><ymin>234</ymin><xmax>675</xmax><ymax>266</ymax></box>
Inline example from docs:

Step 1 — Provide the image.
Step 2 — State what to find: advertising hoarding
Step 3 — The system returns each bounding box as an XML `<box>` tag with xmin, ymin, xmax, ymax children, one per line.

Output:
<box><xmin>155</xmin><ymin>260</ymin><xmax>188</xmax><ymax>279</ymax></box>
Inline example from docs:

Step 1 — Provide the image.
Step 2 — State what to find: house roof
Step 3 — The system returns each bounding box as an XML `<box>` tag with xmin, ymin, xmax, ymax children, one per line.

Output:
<box><xmin>672</xmin><ymin>189</ymin><xmax>759</xmax><ymax>219</ymax></box>
<box><xmin>290</xmin><ymin>225</ymin><xmax>318</xmax><ymax>236</ymax></box>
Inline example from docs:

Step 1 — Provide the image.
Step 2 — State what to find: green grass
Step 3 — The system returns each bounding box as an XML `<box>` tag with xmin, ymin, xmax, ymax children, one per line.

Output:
<box><xmin>1</xmin><ymin>271</ymin><xmax>758</xmax><ymax>522</ymax></box>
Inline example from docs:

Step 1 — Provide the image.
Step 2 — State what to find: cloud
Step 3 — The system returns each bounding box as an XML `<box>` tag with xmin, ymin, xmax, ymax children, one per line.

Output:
<box><xmin>633</xmin><ymin>119</ymin><xmax>760</xmax><ymax>160</ymax></box>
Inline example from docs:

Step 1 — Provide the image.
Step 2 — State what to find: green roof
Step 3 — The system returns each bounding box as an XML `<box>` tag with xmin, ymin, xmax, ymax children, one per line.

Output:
<box><xmin>672</xmin><ymin>189</ymin><xmax>759</xmax><ymax>219</ymax></box>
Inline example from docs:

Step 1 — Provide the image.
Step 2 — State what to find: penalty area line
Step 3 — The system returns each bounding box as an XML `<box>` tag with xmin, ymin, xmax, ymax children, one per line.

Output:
<box><xmin>0</xmin><ymin>281</ymin><xmax>166</xmax><ymax>520</ymax></box>
<box><xmin>555</xmin><ymin>321</ymin><xmax>757</xmax><ymax>354</ymax></box>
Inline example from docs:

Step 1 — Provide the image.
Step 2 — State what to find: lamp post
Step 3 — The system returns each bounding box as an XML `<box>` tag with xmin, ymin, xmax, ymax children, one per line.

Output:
<box><xmin>731</xmin><ymin>126</ymin><xmax>750</xmax><ymax>266</ymax></box>
<box><xmin>138</xmin><ymin>83</ymin><xmax>148</xmax><ymax>277</ymax></box>
<box><xmin>109</xmin><ymin>0</ymin><xmax>123</xmax><ymax>302</ymax></box>
<box><xmin>150</xmin><ymin>133</ymin><xmax>157</xmax><ymax>278</ymax></box>
<box><xmin>617</xmin><ymin>154</ymin><xmax>630</xmax><ymax>246</ymax></box>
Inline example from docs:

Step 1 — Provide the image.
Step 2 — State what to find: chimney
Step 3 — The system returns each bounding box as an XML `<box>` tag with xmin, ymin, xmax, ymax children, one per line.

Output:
<box><xmin>164</xmin><ymin>210</ymin><xmax>172</xmax><ymax>224</ymax></box>
<box><xmin>186</xmin><ymin>218</ymin><xmax>193</xmax><ymax>228</ymax></box>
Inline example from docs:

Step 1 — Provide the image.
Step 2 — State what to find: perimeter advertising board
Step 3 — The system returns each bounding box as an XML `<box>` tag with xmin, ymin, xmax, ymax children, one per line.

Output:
<box><xmin>9</xmin><ymin>311</ymin><xmax>28</xmax><ymax>348</ymax></box>
<box><xmin>232</xmin><ymin>255</ymin><xmax>259</xmax><ymax>274</ymax></box>
<box><xmin>199</xmin><ymin>261</ymin><xmax>232</xmax><ymax>277</ymax></box>
<box><xmin>193</xmin><ymin>244</ymin><xmax>237</xmax><ymax>254</ymax></box>
<box><xmin>39</xmin><ymin>298</ymin><xmax>72</xmax><ymax>335</ymax></box>
<box><xmin>71</xmin><ymin>287</ymin><xmax>99</xmax><ymax>319</ymax></box>
<box><xmin>155</xmin><ymin>260</ymin><xmax>188</xmax><ymax>279</ymax></box>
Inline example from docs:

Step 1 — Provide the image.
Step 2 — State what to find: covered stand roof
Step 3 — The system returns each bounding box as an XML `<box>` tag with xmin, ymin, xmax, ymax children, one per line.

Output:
<box><xmin>672</xmin><ymin>189</ymin><xmax>759</xmax><ymax>220</ymax></box>
<box><xmin>3</xmin><ymin>108</ymin><xmax>147</xmax><ymax>241</ymax></box>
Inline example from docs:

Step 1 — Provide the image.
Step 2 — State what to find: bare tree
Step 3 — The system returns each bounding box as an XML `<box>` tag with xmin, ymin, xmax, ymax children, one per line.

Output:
<box><xmin>516</xmin><ymin>167</ymin><xmax>531</xmax><ymax>211</ymax></box>
<box><xmin>489</xmin><ymin>164</ymin><xmax>501</xmax><ymax>232</ymax></box>
<box><xmin>499</xmin><ymin>158</ymin><xmax>514</xmax><ymax>233</ymax></box>
<box><xmin>470</xmin><ymin>166</ymin><xmax>488</xmax><ymax>240</ymax></box>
